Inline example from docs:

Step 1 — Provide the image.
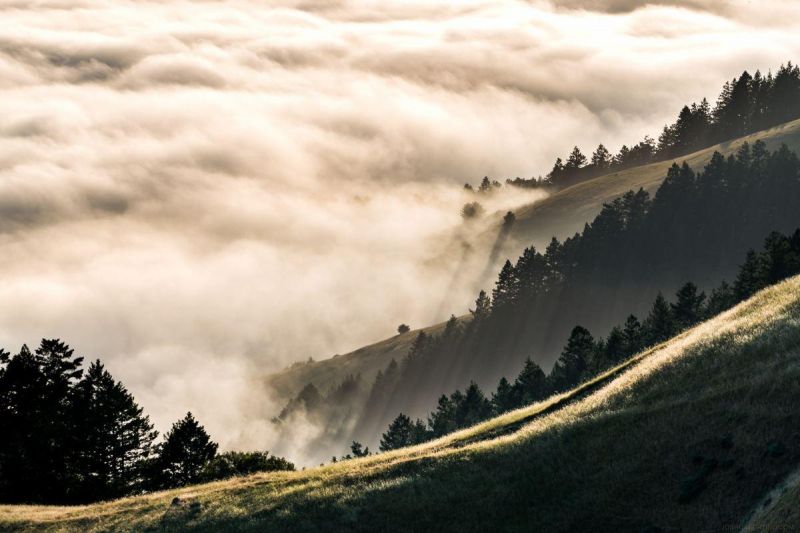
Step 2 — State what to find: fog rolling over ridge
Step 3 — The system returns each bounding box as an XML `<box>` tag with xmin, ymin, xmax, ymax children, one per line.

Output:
<box><xmin>1</xmin><ymin>0</ymin><xmax>799</xmax><ymax>457</ymax></box>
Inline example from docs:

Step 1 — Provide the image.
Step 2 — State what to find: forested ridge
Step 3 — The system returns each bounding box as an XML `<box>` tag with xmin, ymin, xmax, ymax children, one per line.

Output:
<box><xmin>466</xmin><ymin>62</ymin><xmax>800</xmax><ymax>192</ymax></box>
<box><xmin>278</xmin><ymin>139</ymin><xmax>800</xmax><ymax>454</ymax></box>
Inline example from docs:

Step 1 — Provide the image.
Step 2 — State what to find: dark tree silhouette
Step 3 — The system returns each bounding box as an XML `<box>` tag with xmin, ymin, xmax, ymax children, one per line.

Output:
<box><xmin>151</xmin><ymin>412</ymin><xmax>218</xmax><ymax>489</ymax></box>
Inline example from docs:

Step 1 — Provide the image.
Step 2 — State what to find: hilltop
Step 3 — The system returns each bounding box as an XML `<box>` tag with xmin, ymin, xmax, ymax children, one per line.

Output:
<box><xmin>265</xmin><ymin>117</ymin><xmax>800</xmax><ymax>402</ymax></box>
<box><xmin>6</xmin><ymin>274</ymin><xmax>800</xmax><ymax>531</ymax></box>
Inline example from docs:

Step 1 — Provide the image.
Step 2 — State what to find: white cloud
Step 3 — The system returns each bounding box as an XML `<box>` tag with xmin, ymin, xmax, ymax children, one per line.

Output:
<box><xmin>0</xmin><ymin>0</ymin><xmax>799</xmax><ymax>453</ymax></box>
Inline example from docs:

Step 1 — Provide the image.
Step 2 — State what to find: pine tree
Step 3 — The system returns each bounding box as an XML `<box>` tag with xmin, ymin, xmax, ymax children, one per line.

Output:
<box><xmin>706</xmin><ymin>281</ymin><xmax>736</xmax><ymax>317</ymax></box>
<box><xmin>70</xmin><ymin>361</ymin><xmax>157</xmax><ymax>502</ymax></box>
<box><xmin>151</xmin><ymin>412</ymin><xmax>218</xmax><ymax>489</ymax></box>
<box><xmin>670</xmin><ymin>282</ymin><xmax>706</xmax><ymax>330</ymax></box>
<box><xmin>603</xmin><ymin>326</ymin><xmax>626</xmax><ymax>365</ymax></box>
<box><xmin>0</xmin><ymin>345</ymin><xmax>46</xmax><ymax>502</ymax></box>
<box><xmin>428</xmin><ymin>395</ymin><xmax>457</xmax><ymax>437</ymax></box>
<box><xmin>471</xmin><ymin>290</ymin><xmax>492</xmax><ymax>322</ymax></box>
<box><xmin>591</xmin><ymin>144</ymin><xmax>611</xmax><ymax>170</ymax></box>
<box><xmin>550</xmin><ymin>326</ymin><xmax>594</xmax><ymax>392</ymax></box>
<box><xmin>457</xmin><ymin>382</ymin><xmax>492</xmax><ymax>427</ymax></box>
<box><xmin>350</xmin><ymin>441</ymin><xmax>369</xmax><ymax>458</ymax></box>
<box><xmin>734</xmin><ymin>250</ymin><xmax>762</xmax><ymax>300</ymax></box>
<box><xmin>512</xmin><ymin>358</ymin><xmax>548</xmax><ymax>405</ymax></box>
<box><xmin>492</xmin><ymin>260</ymin><xmax>518</xmax><ymax>309</ymax></box>
<box><xmin>644</xmin><ymin>292</ymin><xmax>675</xmax><ymax>345</ymax></box>
<box><xmin>622</xmin><ymin>315</ymin><xmax>643</xmax><ymax>357</ymax></box>
<box><xmin>491</xmin><ymin>377</ymin><xmax>515</xmax><ymax>414</ymax></box>
<box><xmin>565</xmin><ymin>146</ymin><xmax>587</xmax><ymax>170</ymax></box>
<box><xmin>379</xmin><ymin>413</ymin><xmax>414</xmax><ymax>451</ymax></box>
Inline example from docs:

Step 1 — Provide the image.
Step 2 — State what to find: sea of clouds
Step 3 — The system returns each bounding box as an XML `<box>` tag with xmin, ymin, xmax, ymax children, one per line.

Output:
<box><xmin>1</xmin><ymin>0</ymin><xmax>799</xmax><ymax>452</ymax></box>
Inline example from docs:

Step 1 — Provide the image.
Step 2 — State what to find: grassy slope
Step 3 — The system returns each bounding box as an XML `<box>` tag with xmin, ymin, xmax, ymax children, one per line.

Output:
<box><xmin>265</xmin><ymin>118</ymin><xmax>800</xmax><ymax>402</ymax></box>
<box><xmin>6</xmin><ymin>275</ymin><xmax>800</xmax><ymax>532</ymax></box>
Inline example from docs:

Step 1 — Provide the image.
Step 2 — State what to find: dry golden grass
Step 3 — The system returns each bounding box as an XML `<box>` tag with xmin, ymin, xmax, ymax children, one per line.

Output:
<box><xmin>5</xmin><ymin>275</ymin><xmax>800</xmax><ymax>532</ymax></box>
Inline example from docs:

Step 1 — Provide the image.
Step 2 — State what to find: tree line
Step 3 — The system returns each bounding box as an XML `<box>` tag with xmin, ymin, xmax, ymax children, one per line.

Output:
<box><xmin>377</xmin><ymin>227</ymin><xmax>800</xmax><ymax>450</ymax></box>
<box><xmin>462</xmin><ymin>62</ymin><xmax>800</xmax><ymax>192</ymax></box>
<box><xmin>318</xmin><ymin>141</ymin><xmax>798</xmax><ymax>451</ymax></box>
<box><xmin>0</xmin><ymin>345</ymin><xmax>293</xmax><ymax>505</ymax></box>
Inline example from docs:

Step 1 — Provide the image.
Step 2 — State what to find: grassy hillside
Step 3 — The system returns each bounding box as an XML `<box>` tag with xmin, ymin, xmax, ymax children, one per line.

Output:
<box><xmin>265</xmin><ymin>117</ymin><xmax>800</xmax><ymax>403</ymax></box>
<box><xmin>7</xmin><ymin>274</ymin><xmax>800</xmax><ymax>532</ymax></box>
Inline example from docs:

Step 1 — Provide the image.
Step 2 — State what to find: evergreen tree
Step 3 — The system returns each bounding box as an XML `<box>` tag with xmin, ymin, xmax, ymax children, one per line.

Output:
<box><xmin>603</xmin><ymin>326</ymin><xmax>626</xmax><ymax>365</ymax></box>
<box><xmin>471</xmin><ymin>290</ymin><xmax>492</xmax><ymax>322</ymax></box>
<box><xmin>70</xmin><ymin>361</ymin><xmax>157</xmax><ymax>502</ymax></box>
<box><xmin>550</xmin><ymin>326</ymin><xmax>594</xmax><ymax>392</ymax></box>
<box><xmin>492</xmin><ymin>260</ymin><xmax>518</xmax><ymax>309</ymax></box>
<box><xmin>428</xmin><ymin>394</ymin><xmax>457</xmax><ymax>437</ymax></box>
<box><xmin>622</xmin><ymin>315</ymin><xmax>643</xmax><ymax>357</ymax></box>
<box><xmin>512</xmin><ymin>358</ymin><xmax>548</xmax><ymax>405</ymax></box>
<box><xmin>456</xmin><ymin>382</ymin><xmax>492</xmax><ymax>427</ymax></box>
<box><xmin>734</xmin><ymin>250</ymin><xmax>762</xmax><ymax>300</ymax></box>
<box><xmin>565</xmin><ymin>146</ymin><xmax>587</xmax><ymax>170</ymax></box>
<box><xmin>151</xmin><ymin>412</ymin><xmax>218</xmax><ymax>489</ymax></box>
<box><xmin>670</xmin><ymin>282</ymin><xmax>706</xmax><ymax>330</ymax></box>
<box><xmin>379</xmin><ymin>413</ymin><xmax>414</xmax><ymax>451</ymax></box>
<box><xmin>350</xmin><ymin>441</ymin><xmax>369</xmax><ymax>458</ymax></box>
<box><xmin>644</xmin><ymin>292</ymin><xmax>675</xmax><ymax>345</ymax></box>
<box><xmin>706</xmin><ymin>281</ymin><xmax>736</xmax><ymax>317</ymax></box>
<box><xmin>491</xmin><ymin>377</ymin><xmax>515</xmax><ymax>414</ymax></box>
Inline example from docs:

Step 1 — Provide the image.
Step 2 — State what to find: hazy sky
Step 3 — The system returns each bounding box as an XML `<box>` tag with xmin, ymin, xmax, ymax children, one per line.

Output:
<box><xmin>1</xmin><ymin>0</ymin><xmax>799</xmax><ymax>449</ymax></box>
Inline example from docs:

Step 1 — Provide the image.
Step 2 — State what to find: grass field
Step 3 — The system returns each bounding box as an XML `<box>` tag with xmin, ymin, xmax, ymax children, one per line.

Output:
<box><xmin>265</xmin><ymin>118</ymin><xmax>800</xmax><ymax>403</ymax></box>
<box><xmin>5</xmin><ymin>274</ymin><xmax>800</xmax><ymax>532</ymax></box>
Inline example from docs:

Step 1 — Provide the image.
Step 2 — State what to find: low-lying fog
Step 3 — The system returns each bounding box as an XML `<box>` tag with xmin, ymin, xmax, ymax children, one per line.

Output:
<box><xmin>1</xmin><ymin>0</ymin><xmax>799</xmax><ymax>455</ymax></box>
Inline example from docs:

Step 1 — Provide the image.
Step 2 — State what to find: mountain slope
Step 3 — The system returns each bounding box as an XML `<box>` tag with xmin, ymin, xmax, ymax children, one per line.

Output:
<box><xmin>7</xmin><ymin>274</ymin><xmax>800</xmax><ymax>532</ymax></box>
<box><xmin>265</xmin><ymin>117</ymin><xmax>800</xmax><ymax>402</ymax></box>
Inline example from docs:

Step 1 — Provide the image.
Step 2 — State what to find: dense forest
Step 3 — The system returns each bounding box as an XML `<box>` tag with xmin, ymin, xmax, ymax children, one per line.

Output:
<box><xmin>0</xmin><ymin>345</ymin><xmax>294</xmax><ymax>505</ymax></box>
<box><xmin>374</xmin><ymin>226</ymin><xmax>800</xmax><ymax>451</ymax></box>
<box><xmin>277</xmin><ymin>140</ymin><xmax>800</xmax><ymax>453</ymax></box>
<box><xmin>463</xmin><ymin>62</ymin><xmax>800</xmax><ymax>192</ymax></box>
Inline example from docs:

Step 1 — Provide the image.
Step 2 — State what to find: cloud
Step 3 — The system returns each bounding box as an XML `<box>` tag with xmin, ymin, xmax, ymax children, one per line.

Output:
<box><xmin>0</xmin><ymin>0</ymin><xmax>799</xmax><ymax>459</ymax></box>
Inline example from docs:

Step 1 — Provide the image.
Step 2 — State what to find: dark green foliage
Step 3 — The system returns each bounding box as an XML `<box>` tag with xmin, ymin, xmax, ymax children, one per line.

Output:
<box><xmin>397</xmin><ymin>324</ymin><xmax>410</xmax><ymax>334</ymax></box>
<box><xmin>670</xmin><ymin>282</ymin><xmax>706</xmax><ymax>330</ymax></box>
<box><xmin>0</xmin><ymin>341</ymin><xmax>264</xmax><ymax>504</ymax></box>
<box><xmin>69</xmin><ymin>361</ymin><xmax>157</xmax><ymax>502</ymax></box>
<box><xmin>705</xmin><ymin>281</ymin><xmax>736</xmax><ymax>317</ymax></box>
<box><xmin>150</xmin><ymin>412</ymin><xmax>218</xmax><ymax>489</ymax></box>
<box><xmin>350</xmin><ymin>441</ymin><xmax>370</xmax><ymax>458</ymax></box>
<box><xmin>644</xmin><ymin>293</ymin><xmax>675</xmax><ymax>345</ymax></box>
<box><xmin>550</xmin><ymin>326</ymin><xmax>594</xmax><ymax>392</ymax></box>
<box><xmin>380</xmin><ymin>413</ymin><xmax>427</xmax><ymax>452</ymax></box>
<box><xmin>491</xmin><ymin>377</ymin><xmax>514</xmax><ymax>414</ymax></box>
<box><xmin>200</xmin><ymin>451</ymin><xmax>294</xmax><ymax>482</ymax></box>
<box><xmin>734</xmin><ymin>250</ymin><xmax>762</xmax><ymax>300</ymax></box>
<box><xmin>511</xmin><ymin>358</ymin><xmax>549</xmax><ymax>406</ymax></box>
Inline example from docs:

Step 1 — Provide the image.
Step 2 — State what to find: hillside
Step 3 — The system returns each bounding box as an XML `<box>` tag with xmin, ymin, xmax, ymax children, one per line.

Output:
<box><xmin>265</xmin><ymin>117</ymin><xmax>800</xmax><ymax>402</ymax></box>
<box><xmin>8</xmin><ymin>274</ymin><xmax>800</xmax><ymax>532</ymax></box>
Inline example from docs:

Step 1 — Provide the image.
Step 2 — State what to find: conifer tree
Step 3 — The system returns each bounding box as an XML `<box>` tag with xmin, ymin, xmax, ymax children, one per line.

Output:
<box><xmin>471</xmin><ymin>290</ymin><xmax>492</xmax><ymax>322</ymax></box>
<box><xmin>379</xmin><ymin>413</ymin><xmax>414</xmax><ymax>451</ymax></box>
<box><xmin>492</xmin><ymin>260</ymin><xmax>518</xmax><ymax>309</ymax></box>
<box><xmin>512</xmin><ymin>358</ymin><xmax>548</xmax><ymax>405</ymax></box>
<box><xmin>670</xmin><ymin>282</ymin><xmax>706</xmax><ymax>330</ymax></box>
<box><xmin>151</xmin><ymin>412</ymin><xmax>218</xmax><ymax>489</ymax></box>
<box><xmin>734</xmin><ymin>250</ymin><xmax>762</xmax><ymax>300</ymax></box>
<box><xmin>491</xmin><ymin>377</ymin><xmax>515</xmax><ymax>414</ymax></box>
<box><xmin>622</xmin><ymin>315</ymin><xmax>643</xmax><ymax>357</ymax></box>
<box><xmin>550</xmin><ymin>326</ymin><xmax>594</xmax><ymax>392</ymax></box>
<box><xmin>70</xmin><ymin>361</ymin><xmax>157</xmax><ymax>502</ymax></box>
<box><xmin>644</xmin><ymin>292</ymin><xmax>675</xmax><ymax>345</ymax></box>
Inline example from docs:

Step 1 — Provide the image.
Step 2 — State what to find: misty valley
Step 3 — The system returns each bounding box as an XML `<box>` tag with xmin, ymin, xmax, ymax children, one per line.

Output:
<box><xmin>3</xmin><ymin>2</ymin><xmax>800</xmax><ymax>532</ymax></box>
